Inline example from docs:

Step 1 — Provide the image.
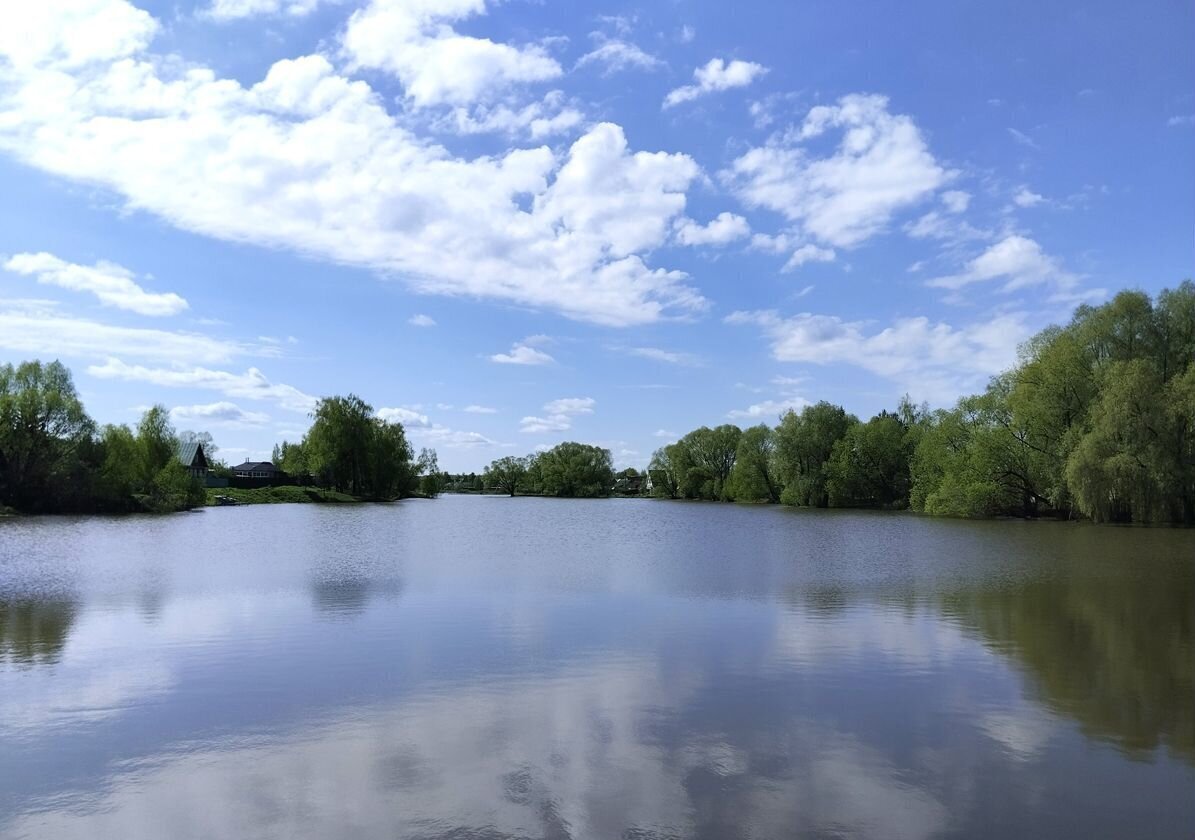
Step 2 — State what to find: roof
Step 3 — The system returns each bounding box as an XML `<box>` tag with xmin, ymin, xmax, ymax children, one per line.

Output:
<box><xmin>232</xmin><ymin>460</ymin><xmax>279</xmax><ymax>472</ymax></box>
<box><xmin>177</xmin><ymin>441</ymin><xmax>207</xmax><ymax>469</ymax></box>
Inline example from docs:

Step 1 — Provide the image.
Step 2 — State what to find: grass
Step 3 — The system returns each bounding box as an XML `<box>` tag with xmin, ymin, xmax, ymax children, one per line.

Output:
<box><xmin>205</xmin><ymin>486</ymin><xmax>360</xmax><ymax>506</ymax></box>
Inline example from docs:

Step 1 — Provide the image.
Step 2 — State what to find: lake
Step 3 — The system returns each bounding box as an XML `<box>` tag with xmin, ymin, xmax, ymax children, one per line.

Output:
<box><xmin>0</xmin><ymin>497</ymin><xmax>1192</xmax><ymax>839</ymax></box>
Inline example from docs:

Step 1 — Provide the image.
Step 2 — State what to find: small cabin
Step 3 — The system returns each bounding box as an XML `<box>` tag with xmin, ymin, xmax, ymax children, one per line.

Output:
<box><xmin>232</xmin><ymin>460</ymin><xmax>282</xmax><ymax>479</ymax></box>
<box><xmin>176</xmin><ymin>442</ymin><xmax>209</xmax><ymax>480</ymax></box>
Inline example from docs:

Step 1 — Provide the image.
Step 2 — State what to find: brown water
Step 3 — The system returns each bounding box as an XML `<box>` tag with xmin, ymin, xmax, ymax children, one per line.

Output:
<box><xmin>1</xmin><ymin>497</ymin><xmax>1192</xmax><ymax>839</ymax></box>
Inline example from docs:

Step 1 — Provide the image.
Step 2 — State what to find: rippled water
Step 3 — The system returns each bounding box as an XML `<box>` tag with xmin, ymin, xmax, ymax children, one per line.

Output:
<box><xmin>1</xmin><ymin>497</ymin><xmax>1192</xmax><ymax>839</ymax></box>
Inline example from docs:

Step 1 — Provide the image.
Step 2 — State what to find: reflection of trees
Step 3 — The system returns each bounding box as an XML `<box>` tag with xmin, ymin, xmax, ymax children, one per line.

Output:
<box><xmin>941</xmin><ymin>569</ymin><xmax>1194</xmax><ymax>762</ymax></box>
<box><xmin>0</xmin><ymin>599</ymin><xmax>77</xmax><ymax>666</ymax></box>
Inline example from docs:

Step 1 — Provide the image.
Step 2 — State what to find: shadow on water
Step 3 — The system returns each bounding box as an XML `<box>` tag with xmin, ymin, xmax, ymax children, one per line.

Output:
<box><xmin>0</xmin><ymin>599</ymin><xmax>76</xmax><ymax>667</ymax></box>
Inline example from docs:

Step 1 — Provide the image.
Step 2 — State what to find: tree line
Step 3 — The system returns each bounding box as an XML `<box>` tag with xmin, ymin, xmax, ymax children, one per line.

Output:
<box><xmin>0</xmin><ymin>361</ymin><xmax>207</xmax><ymax>513</ymax></box>
<box><xmin>645</xmin><ymin>283</ymin><xmax>1195</xmax><ymax>524</ymax></box>
<box><xmin>0</xmin><ymin>364</ymin><xmax>436</xmax><ymax>513</ymax></box>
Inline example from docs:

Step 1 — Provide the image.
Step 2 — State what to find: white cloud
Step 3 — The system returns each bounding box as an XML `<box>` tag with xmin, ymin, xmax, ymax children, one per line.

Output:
<box><xmin>519</xmin><ymin>414</ymin><xmax>571</xmax><ymax>433</ymax></box>
<box><xmin>663</xmin><ymin>58</ymin><xmax>767</xmax><ymax>108</ymax></box>
<box><xmin>726</xmin><ymin>308</ymin><xmax>1031</xmax><ymax>403</ymax></box>
<box><xmin>87</xmin><ymin>358</ymin><xmax>316</xmax><ymax>412</ymax></box>
<box><xmin>341</xmin><ymin>0</ymin><xmax>561</xmax><ymax>108</ymax></box>
<box><xmin>724</xmin><ymin>94</ymin><xmax>949</xmax><ymax>251</ymax></box>
<box><xmin>543</xmin><ymin>397</ymin><xmax>594</xmax><ymax>415</ymax></box>
<box><xmin>408</xmin><ymin>314</ymin><xmax>436</xmax><ymax>327</ymax></box>
<box><xmin>0</xmin><ymin>301</ymin><xmax>245</xmax><ymax>364</ymax></box>
<box><xmin>415</xmin><ymin>425</ymin><xmax>497</xmax><ymax>447</ymax></box>
<box><xmin>1168</xmin><ymin>114</ymin><xmax>1195</xmax><ymax>127</ymax></box>
<box><xmin>463</xmin><ymin>404</ymin><xmax>497</xmax><ymax>414</ymax></box>
<box><xmin>1007</xmin><ymin>127</ymin><xmax>1039</xmax><ymax>149</ymax></box>
<box><xmin>653</xmin><ymin>428</ymin><xmax>677</xmax><ymax>438</ymax></box>
<box><xmin>678</xmin><ymin>25</ymin><xmax>696</xmax><ymax>43</ymax></box>
<box><xmin>576</xmin><ymin>39</ymin><xmax>663</xmax><ymax>75</ymax></box>
<box><xmin>202</xmin><ymin>0</ymin><xmax>328</xmax><ymax>20</ymax></box>
<box><xmin>728</xmin><ymin>397</ymin><xmax>810</xmax><ymax>420</ymax></box>
<box><xmin>520</xmin><ymin>396</ymin><xmax>594</xmax><ymax>434</ymax></box>
<box><xmin>0</xmin><ymin>6</ymin><xmax>705</xmax><ymax>327</ymax></box>
<box><xmin>490</xmin><ymin>343</ymin><xmax>555</xmax><ymax>365</ymax></box>
<box><xmin>436</xmin><ymin>91</ymin><xmax>583</xmax><ymax>139</ymax></box>
<box><xmin>673</xmin><ymin>212</ymin><xmax>750</xmax><ymax>246</ymax></box>
<box><xmin>627</xmin><ymin>347</ymin><xmax>699</xmax><ymax>365</ymax></box>
<box><xmin>1012</xmin><ymin>186</ymin><xmax>1044</xmax><ymax>208</ymax></box>
<box><xmin>169</xmin><ymin>401</ymin><xmax>270</xmax><ymax>427</ymax></box>
<box><xmin>783</xmin><ymin>244</ymin><xmax>835</xmax><ymax>272</ymax></box>
<box><xmin>940</xmin><ymin>190</ymin><xmax>971</xmax><ymax>213</ymax></box>
<box><xmin>3</xmin><ymin>252</ymin><xmax>187</xmax><ymax>316</ymax></box>
<box><xmin>927</xmin><ymin>235</ymin><xmax>1075</xmax><ymax>293</ymax></box>
<box><xmin>376</xmin><ymin>406</ymin><xmax>431</xmax><ymax>427</ymax></box>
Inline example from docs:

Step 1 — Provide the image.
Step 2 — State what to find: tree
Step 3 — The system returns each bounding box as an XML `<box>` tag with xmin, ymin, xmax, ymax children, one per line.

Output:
<box><xmin>180</xmin><ymin>430</ymin><xmax>218</xmax><ymax>459</ymax></box>
<box><xmin>774</xmin><ymin>402</ymin><xmax>856</xmax><ymax>507</ymax></box>
<box><xmin>483</xmin><ymin>455</ymin><xmax>529</xmax><ymax>496</ymax></box>
<box><xmin>535</xmin><ymin>442</ymin><xmax>614</xmax><ymax>497</ymax></box>
<box><xmin>416</xmin><ymin>448</ymin><xmax>442</xmax><ymax>497</ymax></box>
<box><xmin>827</xmin><ymin>412</ymin><xmax>913</xmax><ymax>508</ymax></box>
<box><xmin>728</xmin><ymin>424</ymin><xmax>779</xmax><ymax>503</ymax></box>
<box><xmin>648</xmin><ymin>447</ymin><xmax>679</xmax><ymax>499</ymax></box>
<box><xmin>0</xmin><ymin>360</ymin><xmax>95</xmax><ymax>512</ymax></box>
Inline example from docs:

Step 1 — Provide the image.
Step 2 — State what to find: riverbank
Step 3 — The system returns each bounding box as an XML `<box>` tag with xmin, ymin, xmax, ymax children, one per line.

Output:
<box><xmin>204</xmin><ymin>486</ymin><xmax>359</xmax><ymax>506</ymax></box>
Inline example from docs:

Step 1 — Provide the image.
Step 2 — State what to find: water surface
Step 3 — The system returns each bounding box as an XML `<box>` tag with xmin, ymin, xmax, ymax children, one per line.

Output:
<box><xmin>1</xmin><ymin>498</ymin><xmax>1192</xmax><ymax>839</ymax></box>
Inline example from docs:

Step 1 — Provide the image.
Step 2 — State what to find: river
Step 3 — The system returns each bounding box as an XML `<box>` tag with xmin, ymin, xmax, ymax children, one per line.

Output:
<box><xmin>1</xmin><ymin>497</ymin><xmax>1192</xmax><ymax>839</ymax></box>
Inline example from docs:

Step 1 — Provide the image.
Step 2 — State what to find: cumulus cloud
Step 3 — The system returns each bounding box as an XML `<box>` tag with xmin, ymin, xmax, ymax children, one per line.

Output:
<box><xmin>463</xmin><ymin>404</ymin><xmax>497</xmax><ymax>414</ymax></box>
<box><xmin>626</xmin><ymin>347</ymin><xmax>700</xmax><ymax>365</ymax></box>
<box><xmin>663</xmin><ymin>58</ymin><xmax>767</xmax><ymax>108</ymax></box>
<box><xmin>169</xmin><ymin>401</ymin><xmax>270</xmax><ymax>427</ymax></box>
<box><xmin>434</xmin><ymin>90</ymin><xmax>583</xmax><ymax>139</ymax></box>
<box><xmin>202</xmin><ymin>0</ymin><xmax>328</xmax><ymax>20</ymax></box>
<box><xmin>726</xmin><ymin>308</ymin><xmax>1031</xmax><ymax>403</ymax></box>
<box><xmin>1012</xmin><ymin>187</ymin><xmax>1044</xmax><ymax>208</ymax></box>
<box><xmin>576</xmin><ymin>39</ymin><xmax>663</xmax><ymax>75</ymax></box>
<box><xmin>724</xmin><ymin>95</ymin><xmax>949</xmax><ymax>255</ymax></box>
<box><xmin>673</xmin><ymin>212</ymin><xmax>750</xmax><ymax>246</ymax></box>
<box><xmin>0</xmin><ymin>3</ymin><xmax>705</xmax><ymax>326</ymax></box>
<box><xmin>783</xmin><ymin>244</ymin><xmax>835</xmax><ymax>272</ymax></box>
<box><xmin>376</xmin><ymin>406</ymin><xmax>431</xmax><ymax>427</ymax></box>
<box><xmin>520</xmin><ymin>396</ymin><xmax>594</xmax><ymax>434</ymax></box>
<box><xmin>490</xmin><ymin>343</ymin><xmax>555</xmax><ymax>365</ymax></box>
<box><xmin>3</xmin><ymin>252</ymin><xmax>187</xmax><ymax>316</ymax></box>
<box><xmin>341</xmin><ymin>0</ymin><xmax>561</xmax><ymax>108</ymax></box>
<box><xmin>408</xmin><ymin>314</ymin><xmax>436</xmax><ymax>327</ymax></box>
<box><xmin>927</xmin><ymin>235</ymin><xmax>1076</xmax><ymax>293</ymax></box>
<box><xmin>728</xmin><ymin>397</ymin><xmax>810</xmax><ymax>420</ymax></box>
<box><xmin>87</xmin><ymin>358</ymin><xmax>316</xmax><ymax>412</ymax></box>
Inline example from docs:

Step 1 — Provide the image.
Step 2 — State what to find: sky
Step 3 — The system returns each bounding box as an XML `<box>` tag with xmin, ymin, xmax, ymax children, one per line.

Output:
<box><xmin>0</xmin><ymin>0</ymin><xmax>1191</xmax><ymax>472</ymax></box>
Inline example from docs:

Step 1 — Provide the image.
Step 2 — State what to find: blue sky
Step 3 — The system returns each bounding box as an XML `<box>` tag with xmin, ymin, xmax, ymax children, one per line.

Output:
<box><xmin>0</xmin><ymin>0</ymin><xmax>1191</xmax><ymax>471</ymax></box>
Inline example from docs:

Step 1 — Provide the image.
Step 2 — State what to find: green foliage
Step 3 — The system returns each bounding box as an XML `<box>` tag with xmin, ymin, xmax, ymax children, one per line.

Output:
<box><xmin>301</xmin><ymin>395</ymin><xmax>419</xmax><ymax>499</ymax></box>
<box><xmin>534</xmin><ymin>442</ymin><xmax>615</xmax><ymax>498</ymax></box>
<box><xmin>728</xmin><ymin>424</ymin><xmax>779</xmax><ymax>502</ymax></box>
<box><xmin>204</xmin><ymin>485</ymin><xmax>358</xmax><ymax>505</ymax></box>
<box><xmin>416</xmin><ymin>448</ymin><xmax>443</xmax><ymax>497</ymax></box>
<box><xmin>774</xmin><ymin>402</ymin><xmax>856</xmax><ymax>507</ymax></box>
<box><xmin>826</xmin><ymin>412</ymin><xmax>914</xmax><ymax>508</ymax></box>
<box><xmin>483</xmin><ymin>455</ymin><xmax>530</xmax><ymax>496</ymax></box>
<box><xmin>0</xmin><ymin>360</ymin><xmax>95</xmax><ymax>512</ymax></box>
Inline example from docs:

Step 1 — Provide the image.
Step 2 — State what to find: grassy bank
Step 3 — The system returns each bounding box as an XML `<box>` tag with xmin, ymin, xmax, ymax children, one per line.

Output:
<box><xmin>204</xmin><ymin>486</ymin><xmax>360</xmax><ymax>506</ymax></box>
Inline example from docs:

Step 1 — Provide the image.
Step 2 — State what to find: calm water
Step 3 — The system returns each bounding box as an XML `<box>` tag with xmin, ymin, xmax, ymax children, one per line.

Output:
<box><xmin>1</xmin><ymin>498</ymin><xmax>1192</xmax><ymax>839</ymax></box>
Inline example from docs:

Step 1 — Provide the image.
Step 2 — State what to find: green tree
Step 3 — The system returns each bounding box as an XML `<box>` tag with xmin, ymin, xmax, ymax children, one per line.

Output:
<box><xmin>483</xmin><ymin>455</ymin><xmax>530</xmax><ymax>496</ymax></box>
<box><xmin>827</xmin><ymin>412</ymin><xmax>913</xmax><ymax>508</ymax></box>
<box><xmin>774</xmin><ymin>402</ymin><xmax>856</xmax><ymax>507</ymax></box>
<box><xmin>535</xmin><ymin>442</ymin><xmax>614</xmax><ymax>497</ymax></box>
<box><xmin>0</xmin><ymin>360</ymin><xmax>95</xmax><ymax>512</ymax></box>
<box><xmin>728</xmin><ymin>424</ymin><xmax>780</xmax><ymax>503</ymax></box>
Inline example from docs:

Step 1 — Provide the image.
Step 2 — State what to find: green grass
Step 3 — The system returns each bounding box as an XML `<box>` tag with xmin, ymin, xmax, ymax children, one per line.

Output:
<box><xmin>205</xmin><ymin>486</ymin><xmax>360</xmax><ymax>506</ymax></box>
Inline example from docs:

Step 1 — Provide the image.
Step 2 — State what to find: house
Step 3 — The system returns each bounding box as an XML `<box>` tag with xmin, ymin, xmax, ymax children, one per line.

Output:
<box><xmin>232</xmin><ymin>460</ymin><xmax>282</xmax><ymax>479</ymax></box>
<box><xmin>176</xmin><ymin>441</ymin><xmax>209</xmax><ymax>480</ymax></box>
